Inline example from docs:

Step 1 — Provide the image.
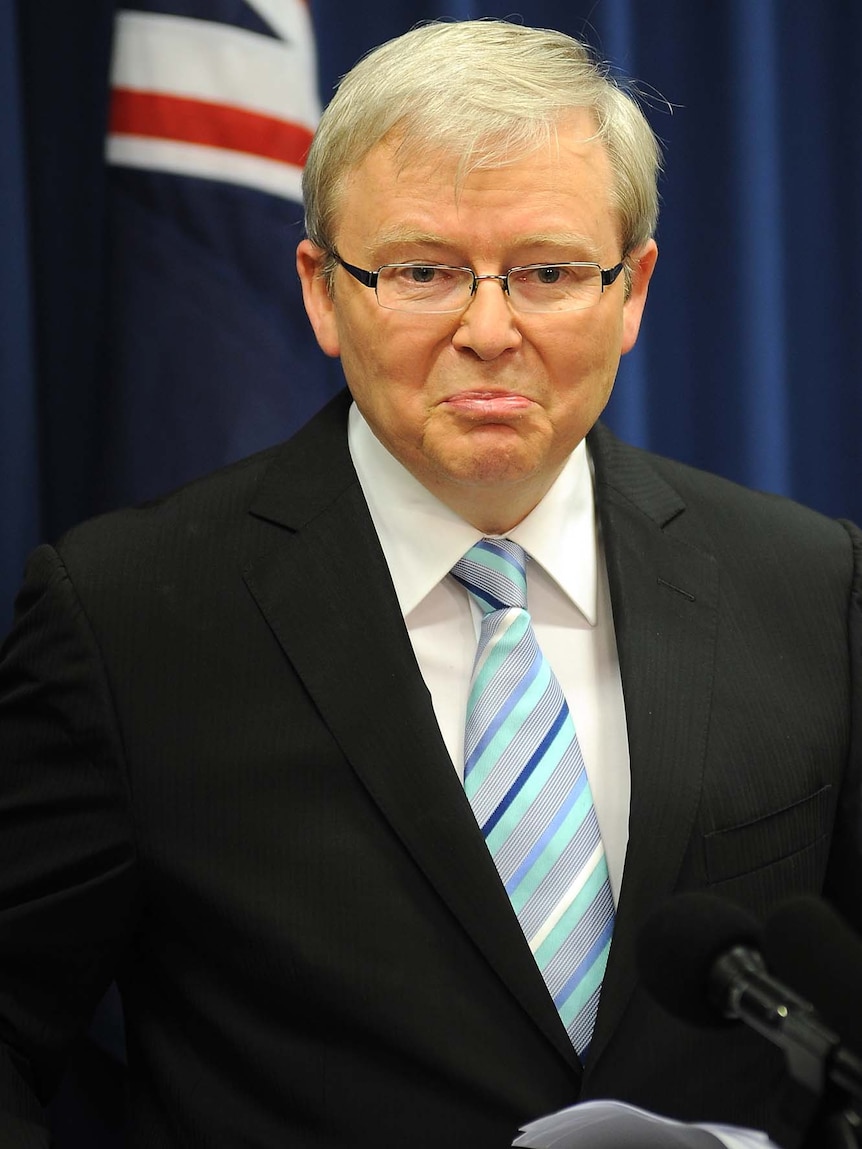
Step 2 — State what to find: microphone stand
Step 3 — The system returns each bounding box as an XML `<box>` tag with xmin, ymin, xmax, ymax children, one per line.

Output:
<box><xmin>806</xmin><ymin>1103</ymin><xmax>862</xmax><ymax>1149</ymax></box>
<box><xmin>714</xmin><ymin>946</ymin><xmax>862</xmax><ymax>1149</ymax></box>
<box><xmin>799</xmin><ymin>1043</ymin><xmax>862</xmax><ymax>1149</ymax></box>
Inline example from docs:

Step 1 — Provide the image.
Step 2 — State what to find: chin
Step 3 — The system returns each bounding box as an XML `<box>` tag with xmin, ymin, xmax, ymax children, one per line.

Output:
<box><xmin>442</xmin><ymin>451</ymin><xmax>542</xmax><ymax>488</ymax></box>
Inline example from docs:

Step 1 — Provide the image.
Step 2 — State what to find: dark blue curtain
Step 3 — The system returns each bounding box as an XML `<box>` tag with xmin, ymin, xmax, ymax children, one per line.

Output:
<box><xmin>5</xmin><ymin>0</ymin><xmax>116</xmax><ymax>628</ymax></box>
<box><xmin>0</xmin><ymin>0</ymin><xmax>39</xmax><ymax>615</ymax></box>
<box><xmin>1</xmin><ymin>1</ymin><xmax>861</xmax><ymax>1144</ymax></box>
<box><xmin>2</xmin><ymin>0</ymin><xmax>861</xmax><ymax>630</ymax></box>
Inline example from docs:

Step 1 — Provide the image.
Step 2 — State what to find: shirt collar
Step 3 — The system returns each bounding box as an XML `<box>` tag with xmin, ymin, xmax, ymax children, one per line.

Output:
<box><xmin>347</xmin><ymin>403</ymin><xmax>598</xmax><ymax>624</ymax></box>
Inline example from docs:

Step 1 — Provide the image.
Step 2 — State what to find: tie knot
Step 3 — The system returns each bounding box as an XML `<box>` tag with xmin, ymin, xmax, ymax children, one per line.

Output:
<box><xmin>451</xmin><ymin>538</ymin><xmax>528</xmax><ymax>614</ymax></box>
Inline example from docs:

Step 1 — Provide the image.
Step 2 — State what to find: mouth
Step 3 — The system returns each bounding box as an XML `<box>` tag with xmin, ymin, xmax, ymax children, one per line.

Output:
<box><xmin>440</xmin><ymin>391</ymin><xmax>535</xmax><ymax>418</ymax></box>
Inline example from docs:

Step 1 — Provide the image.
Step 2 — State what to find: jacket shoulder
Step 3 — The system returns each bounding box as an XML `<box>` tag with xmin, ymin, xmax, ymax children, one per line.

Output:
<box><xmin>589</xmin><ymin>421</ymin><xmax>859</xmax><ymax>557</ymax></box>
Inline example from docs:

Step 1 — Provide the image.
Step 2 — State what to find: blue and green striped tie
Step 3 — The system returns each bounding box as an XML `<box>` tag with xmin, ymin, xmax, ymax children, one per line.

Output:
<box><xmin>452</xmin><ymin>537</ymin><xmax>614</xmax><ymax>1061</ymax></box>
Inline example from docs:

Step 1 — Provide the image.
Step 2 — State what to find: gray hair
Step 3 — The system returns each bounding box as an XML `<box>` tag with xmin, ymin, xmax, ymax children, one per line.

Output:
<box><xmin>302</xmin><ymin>19</ymin><xmax>662</xmax><ymax>284</ymax></box>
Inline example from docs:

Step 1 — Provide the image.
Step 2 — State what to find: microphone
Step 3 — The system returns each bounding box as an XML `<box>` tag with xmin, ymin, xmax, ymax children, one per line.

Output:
<box><xmin>764</xmin><ymin>897</ymin><xmax>862</xmax><ymax>1059</ymax></box>
<box><xmin>636</xmin><ymin>891</ymin><xmax>762</xmax><ymax>1027</ymax></box>
<box><xmin>636</xmin><ymin>892</ymin><xmax>862</xmax><ymax>1104</ymax></box>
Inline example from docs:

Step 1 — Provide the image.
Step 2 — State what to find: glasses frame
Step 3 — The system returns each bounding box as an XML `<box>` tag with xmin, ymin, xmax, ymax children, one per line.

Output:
<box><xmin>330</xmin><ymin>251</ymin><xmax>626</xmax><ymax>314</ymax></box>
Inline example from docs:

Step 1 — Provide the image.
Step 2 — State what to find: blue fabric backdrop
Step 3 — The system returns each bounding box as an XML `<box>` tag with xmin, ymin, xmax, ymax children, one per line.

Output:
<box><xmin>0</xmin><ymin>0</ymin><xmax>39</xmax><ymax>620</ymax></box>
<box><xmin>1</xmin><ymin>0</ymin><xmax>861</xmax><ymax>1142</ymax></box>
<box><xmin>2</xmin><ymin>1</ymin><xmax>861</xmax><ymax>631</ymax></box>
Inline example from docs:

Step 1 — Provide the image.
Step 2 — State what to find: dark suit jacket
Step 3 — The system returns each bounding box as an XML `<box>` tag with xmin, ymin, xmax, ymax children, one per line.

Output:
<box><xmin>1</xmin><ymin>391</ymin><xmax>860</xmax><ymax>1148</ymax></box>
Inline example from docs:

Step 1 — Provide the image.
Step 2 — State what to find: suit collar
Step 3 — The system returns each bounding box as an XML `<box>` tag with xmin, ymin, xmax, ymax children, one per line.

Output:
<box><xmin>248</xmin><ymin>389</ymin><xmax>357</xmax><ymax>531</ymax></box>
<box><xmin>348</xmin><ymin>401</ymin><xmax>599</xmax><ymax>623</ymax></box>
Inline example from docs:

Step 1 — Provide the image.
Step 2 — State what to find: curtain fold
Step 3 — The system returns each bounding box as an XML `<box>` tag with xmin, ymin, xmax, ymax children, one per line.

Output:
<box><xmin>0</xmin><ymin>0</ymin><xmax>39</xmax><ymax>626</ymax></box>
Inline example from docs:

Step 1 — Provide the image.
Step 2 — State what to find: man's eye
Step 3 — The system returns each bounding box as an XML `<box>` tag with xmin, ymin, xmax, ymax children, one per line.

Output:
<box><xmin>409</xmin><ymin>266</ymin><xmax>439</xmax><ymax>284</ymax></box>
<box><xmin>515</xmin><ymin>265</ymin><xmax>596</xmax><ymax>288</ymax></box>
<box><xmin>511</xmin><ymin>265</ymin><xmax>570</xmax><ymax>287</ymax></box>
<box><xmin>390</xmin><ymin>265</ymin><xmax>445</xmax><ymax>285</ymax></box>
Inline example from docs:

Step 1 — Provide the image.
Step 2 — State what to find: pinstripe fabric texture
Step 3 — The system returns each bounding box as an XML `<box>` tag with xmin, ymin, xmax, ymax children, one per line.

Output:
<box><xmin>452</xmin><ymin>537</ymin><xmax>614</xmax><ymax>1060</ymax></box>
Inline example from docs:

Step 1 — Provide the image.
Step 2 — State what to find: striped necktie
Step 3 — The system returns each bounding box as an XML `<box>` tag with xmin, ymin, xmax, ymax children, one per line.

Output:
<box><xmin>451</xmin><ymin>537</ymin><xmax>615</xmax><ymax>1061</ymax></box>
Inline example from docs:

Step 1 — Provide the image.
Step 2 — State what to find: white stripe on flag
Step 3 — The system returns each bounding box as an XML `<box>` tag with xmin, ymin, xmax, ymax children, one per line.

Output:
<box><xmin>106</xmin><ymin>135</ymin><xmax>304</xmax><ymax>201</ymax></box>
<box><xmin>111</xmin><ymin>9</ymin><xmax>320</xmax><ymax>130</ymax></box>
<box><xmin>528</xmin><ymin>840</ymin><xmax>605</xmax><ymax>953</ymax></box>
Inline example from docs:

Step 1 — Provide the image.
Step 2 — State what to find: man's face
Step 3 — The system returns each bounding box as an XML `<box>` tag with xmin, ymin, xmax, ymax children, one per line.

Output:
<box><xmin>297</xmin><ymin>111</ymin><xmax>657</xmax><ymax>528</ymax></box>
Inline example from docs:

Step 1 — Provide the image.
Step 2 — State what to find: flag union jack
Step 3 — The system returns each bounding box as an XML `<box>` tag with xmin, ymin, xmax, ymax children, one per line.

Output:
<box><xmin>107</xmin><ymin>0</ymin><xmax>319</xmax><ymax>202</ymax></box>
<box><xmin>100</xmin><ymin>0</ymin><xmax>340</xmax><ymax>511</ymax></box>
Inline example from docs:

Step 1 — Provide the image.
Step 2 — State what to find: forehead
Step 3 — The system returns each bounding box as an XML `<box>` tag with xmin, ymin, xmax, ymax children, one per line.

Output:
<box><xmin>332</xmin><ymin>111</ymin><xmax>621</xmax><ymax>255</ymax></box>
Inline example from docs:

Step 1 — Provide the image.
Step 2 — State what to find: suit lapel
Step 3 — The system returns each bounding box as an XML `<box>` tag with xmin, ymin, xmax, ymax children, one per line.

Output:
<box><xmin>585</xmin><ymin>424</ymin><xmax>719</xmax><ymax>1071</ymax></box>
<box><xmin>242</xmin><ymin>394</ymin><xmax>581</xmax><ymax>1075</ymax></box>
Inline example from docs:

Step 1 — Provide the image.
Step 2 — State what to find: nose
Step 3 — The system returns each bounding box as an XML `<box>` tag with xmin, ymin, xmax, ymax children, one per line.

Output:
<box><xmin>451</xmin><ymin>276</ymin><xmax>522</xmax><ymax>361</ymax></box>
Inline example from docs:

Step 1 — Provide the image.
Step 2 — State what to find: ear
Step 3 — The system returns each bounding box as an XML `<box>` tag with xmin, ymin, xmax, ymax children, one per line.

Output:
<box><xmin>620</xmin><ymin>239</ymin><xmax>658</xmax><ymax>355</ymax></box>
<box><xmin>296</xmin><ymin>239</ymin><xmax>341</xmax><ymax>358</ymax></box>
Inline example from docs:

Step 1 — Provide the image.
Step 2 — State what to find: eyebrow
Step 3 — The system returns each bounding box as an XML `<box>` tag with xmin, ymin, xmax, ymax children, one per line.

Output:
<box><xmin>368</xmin><ymin>228</ymin><xmax>603</xmax><ymax>264</ymax></box>
<box><xmin>509</xmin><ymin>233</ymin><xmax>602</xmax><ymax>257</ymax></box>
<box><xmin>368</xmin><ymin>229</ymin><xmax>453</xmax><ymax>262</ymax></box>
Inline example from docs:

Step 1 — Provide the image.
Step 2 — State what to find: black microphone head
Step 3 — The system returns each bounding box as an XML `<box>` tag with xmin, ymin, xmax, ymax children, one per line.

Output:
<box><xmin>637</xmin><ymin>892</ymin><xmax>762</xmax><ymax>1026</ymax></box>
<box><xmin>764</xmin><ymin>896</ymin><xmax>862</xmax><ymax>1055</ymax></box>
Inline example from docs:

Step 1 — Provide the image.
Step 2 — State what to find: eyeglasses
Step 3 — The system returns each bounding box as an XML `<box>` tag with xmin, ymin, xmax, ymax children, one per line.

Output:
<box><xmin>330</xmin><ymin>252</ymin><xmax>626</xmax><ymax>314</ymax></box>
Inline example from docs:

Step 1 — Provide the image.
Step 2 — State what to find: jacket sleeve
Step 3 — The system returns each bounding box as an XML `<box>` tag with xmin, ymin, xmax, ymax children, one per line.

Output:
<box><xmin>0</xmin><ymin>544</ymin><xmax>139</xmax><ymax>1145</ymax></box>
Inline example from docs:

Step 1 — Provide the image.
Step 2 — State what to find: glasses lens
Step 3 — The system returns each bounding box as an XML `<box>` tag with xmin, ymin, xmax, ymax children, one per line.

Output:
<box><xmin>376</xmin><ymin>264</ymin><xmax>474</xmax><ymax>312</ymax></box>
<box><xmin>507</xmin><ymin>264</ymin><xmax>603</xmax><ymax>313</ymax></box>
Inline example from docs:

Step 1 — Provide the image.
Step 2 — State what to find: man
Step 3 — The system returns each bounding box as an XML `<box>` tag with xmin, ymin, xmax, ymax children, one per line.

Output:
<box><xmin>0</xmin><ymin>19</ymin><xmax>859</xmax><ymax>1149</ymax></box>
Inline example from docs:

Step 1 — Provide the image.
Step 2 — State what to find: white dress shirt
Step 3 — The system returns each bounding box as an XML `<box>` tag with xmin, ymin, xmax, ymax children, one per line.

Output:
<box><xmin>347</xmin><ymin>402</ymin><xmax>630</xmax><ymax>902</ymax></box>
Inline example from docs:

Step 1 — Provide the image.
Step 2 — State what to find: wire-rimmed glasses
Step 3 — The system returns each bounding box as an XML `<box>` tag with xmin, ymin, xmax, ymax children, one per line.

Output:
<box><xmin>331</xmin><ymin>252</ymin><xmax>626</xmax><ymax>314</ymax></box>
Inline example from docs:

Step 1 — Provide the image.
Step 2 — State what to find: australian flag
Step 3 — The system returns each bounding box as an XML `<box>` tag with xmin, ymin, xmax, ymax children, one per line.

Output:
<box><xmin>103</xmin><ymin>0</ymin><xmax>344</xmax><ymax>508</ymax></box>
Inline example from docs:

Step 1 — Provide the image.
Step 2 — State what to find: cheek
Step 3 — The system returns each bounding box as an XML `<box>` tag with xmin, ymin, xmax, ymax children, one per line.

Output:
<box><xmin>333</xmin><ymin>307</ymin><xmax>385</xmax><ymax>383</ymax></box>
<box><xmin>544</xmin><ymin>321</ymin><xmax>621</xmax><ymax>419</ymax></box>
<box><xmin>335</xmin><ymin>316</ymin><xmax>428</xmax><ymax>432</ymax></box>
<box><xmin>339</xmin><ymin>314</ymin><xmax>435</xmax><ymax>393</ymax></box>
<box><xmin>545</xmin><ymin>322</ymin><xmax>611</xmax><ymax>382</ymax></box>
<box><xmin>580</xmin><ymin>312</ymin><xmax>626</xmax><ymax>377</ymax></box>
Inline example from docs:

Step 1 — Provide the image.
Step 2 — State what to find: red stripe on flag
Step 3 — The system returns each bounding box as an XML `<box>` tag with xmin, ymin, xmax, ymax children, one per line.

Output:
<box><xmin>110</xmin><ymin>88</ymin><xmax>314</xmax><ymax>167</ymax></box>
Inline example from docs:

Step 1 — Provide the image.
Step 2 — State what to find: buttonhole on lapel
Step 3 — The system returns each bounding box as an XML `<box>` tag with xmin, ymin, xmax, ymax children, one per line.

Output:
<box><xmin>657</xmin><ymin>577</ymin><xmax>696</xmax><ymax>602</ymax></box>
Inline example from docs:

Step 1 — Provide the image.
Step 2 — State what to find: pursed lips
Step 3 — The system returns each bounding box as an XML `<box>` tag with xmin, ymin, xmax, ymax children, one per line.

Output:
<box><xmin>439</xmin><ymin>391</ymin><xmax>535</xmax><ymax>416</ymax></box>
